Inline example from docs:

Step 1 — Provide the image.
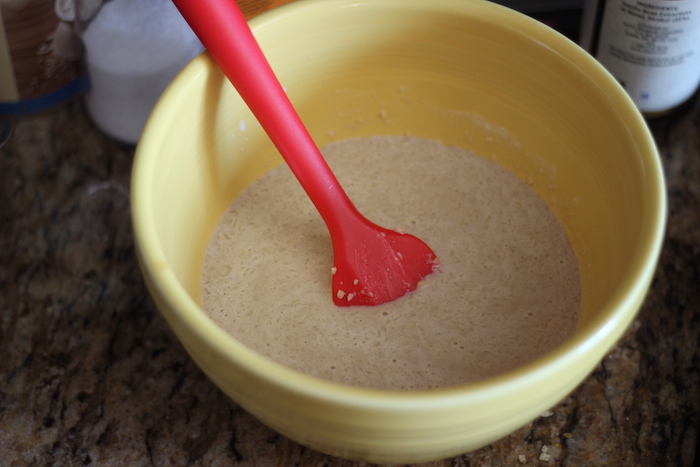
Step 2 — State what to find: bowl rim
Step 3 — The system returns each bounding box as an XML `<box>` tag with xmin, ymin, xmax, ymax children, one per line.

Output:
<box><xmin>132</xmin><ymin>0</ymin><xmax>667</xmax><ymax>408</ymax></box>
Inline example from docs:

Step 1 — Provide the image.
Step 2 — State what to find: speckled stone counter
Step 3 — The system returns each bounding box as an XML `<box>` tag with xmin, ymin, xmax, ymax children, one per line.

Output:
<box><xmin>1</xmin><ymin>94</ymin><xmax>699</xmax><ymax>466</ymax></box>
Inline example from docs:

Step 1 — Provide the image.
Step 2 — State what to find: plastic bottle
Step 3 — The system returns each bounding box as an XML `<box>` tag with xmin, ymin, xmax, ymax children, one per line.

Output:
<box><xmin>580</xmin><ymin>0</ymin><xmax>700</xmax><ymax>116</ymax></box>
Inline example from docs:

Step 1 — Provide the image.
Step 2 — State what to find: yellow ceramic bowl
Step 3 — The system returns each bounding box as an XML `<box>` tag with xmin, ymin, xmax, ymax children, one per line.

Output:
<box><xmin>132</xmin><ymin>0</ymin><xmax>666</xmax><ymax>463</ymax></box>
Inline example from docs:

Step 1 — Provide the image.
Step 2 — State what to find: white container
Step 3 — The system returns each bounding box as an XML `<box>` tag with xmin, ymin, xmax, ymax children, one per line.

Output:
<box><xmin>580</xmin><ymin>0</ymin><xmax>700</xmax><ymax>115</ymax></box>
<box><xmin>77</xmin><ymin>0</ymin><xmax>203</xmax><ymax>143</ymax></box>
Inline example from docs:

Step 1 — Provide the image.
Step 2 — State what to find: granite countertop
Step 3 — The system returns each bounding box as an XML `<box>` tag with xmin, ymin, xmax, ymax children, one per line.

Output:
<box><xmin>1</xmin><ymin>95</ymin><xmax>699</xmax><ymax>467</ymax></box>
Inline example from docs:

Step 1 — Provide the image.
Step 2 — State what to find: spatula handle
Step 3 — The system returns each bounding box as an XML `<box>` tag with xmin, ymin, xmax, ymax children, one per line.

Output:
<box><xmin>172</xmin><ymin>0</ymin><xmax>355</xmax><ymax>229</ymax></box>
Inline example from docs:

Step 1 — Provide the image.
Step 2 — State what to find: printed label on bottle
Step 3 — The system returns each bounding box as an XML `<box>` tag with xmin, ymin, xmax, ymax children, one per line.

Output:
<box><xmin>593</xmin><ymin>0</ymin><xmax>700</xmax><ymax>113</ymax></box>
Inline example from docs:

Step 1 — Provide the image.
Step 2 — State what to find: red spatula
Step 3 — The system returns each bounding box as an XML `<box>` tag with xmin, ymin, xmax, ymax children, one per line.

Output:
<box><xmin>173</xmin><ymin>0</ymin><xmax>439</xmax><ymax>306</ymax></box>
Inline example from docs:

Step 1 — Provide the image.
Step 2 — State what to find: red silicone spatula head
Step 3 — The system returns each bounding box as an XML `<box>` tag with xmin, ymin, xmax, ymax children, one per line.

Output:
<box><xmin>173</xmin><ymin>0</ymin><xmax>440</xmax><ymax>306</ymax></box>
<box><xmin>330</xmin><ymin>218</ymin><xmax>440</xmax><ymax>306</ymax></box>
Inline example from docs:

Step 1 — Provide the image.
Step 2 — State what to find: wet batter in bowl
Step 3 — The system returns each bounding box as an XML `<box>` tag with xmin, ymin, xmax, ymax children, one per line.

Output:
<box><xmin>202</xmin><ymin>136</ymin><xmax>581</xmax><ymax>390</ymax></box>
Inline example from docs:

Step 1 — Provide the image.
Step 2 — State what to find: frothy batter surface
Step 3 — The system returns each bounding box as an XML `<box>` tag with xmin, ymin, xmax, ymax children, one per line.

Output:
<box><xmin>202</xmin><ymin>136</ymin><xmax>581</xmax><ymax>390</ymax></box>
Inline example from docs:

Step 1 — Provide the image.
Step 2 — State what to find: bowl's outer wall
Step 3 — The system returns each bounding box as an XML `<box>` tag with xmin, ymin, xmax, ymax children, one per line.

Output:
<box><xmin>132</xmin><ymin>0</ymin><xmax>666</xmax><ymax>463</ymax></box>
